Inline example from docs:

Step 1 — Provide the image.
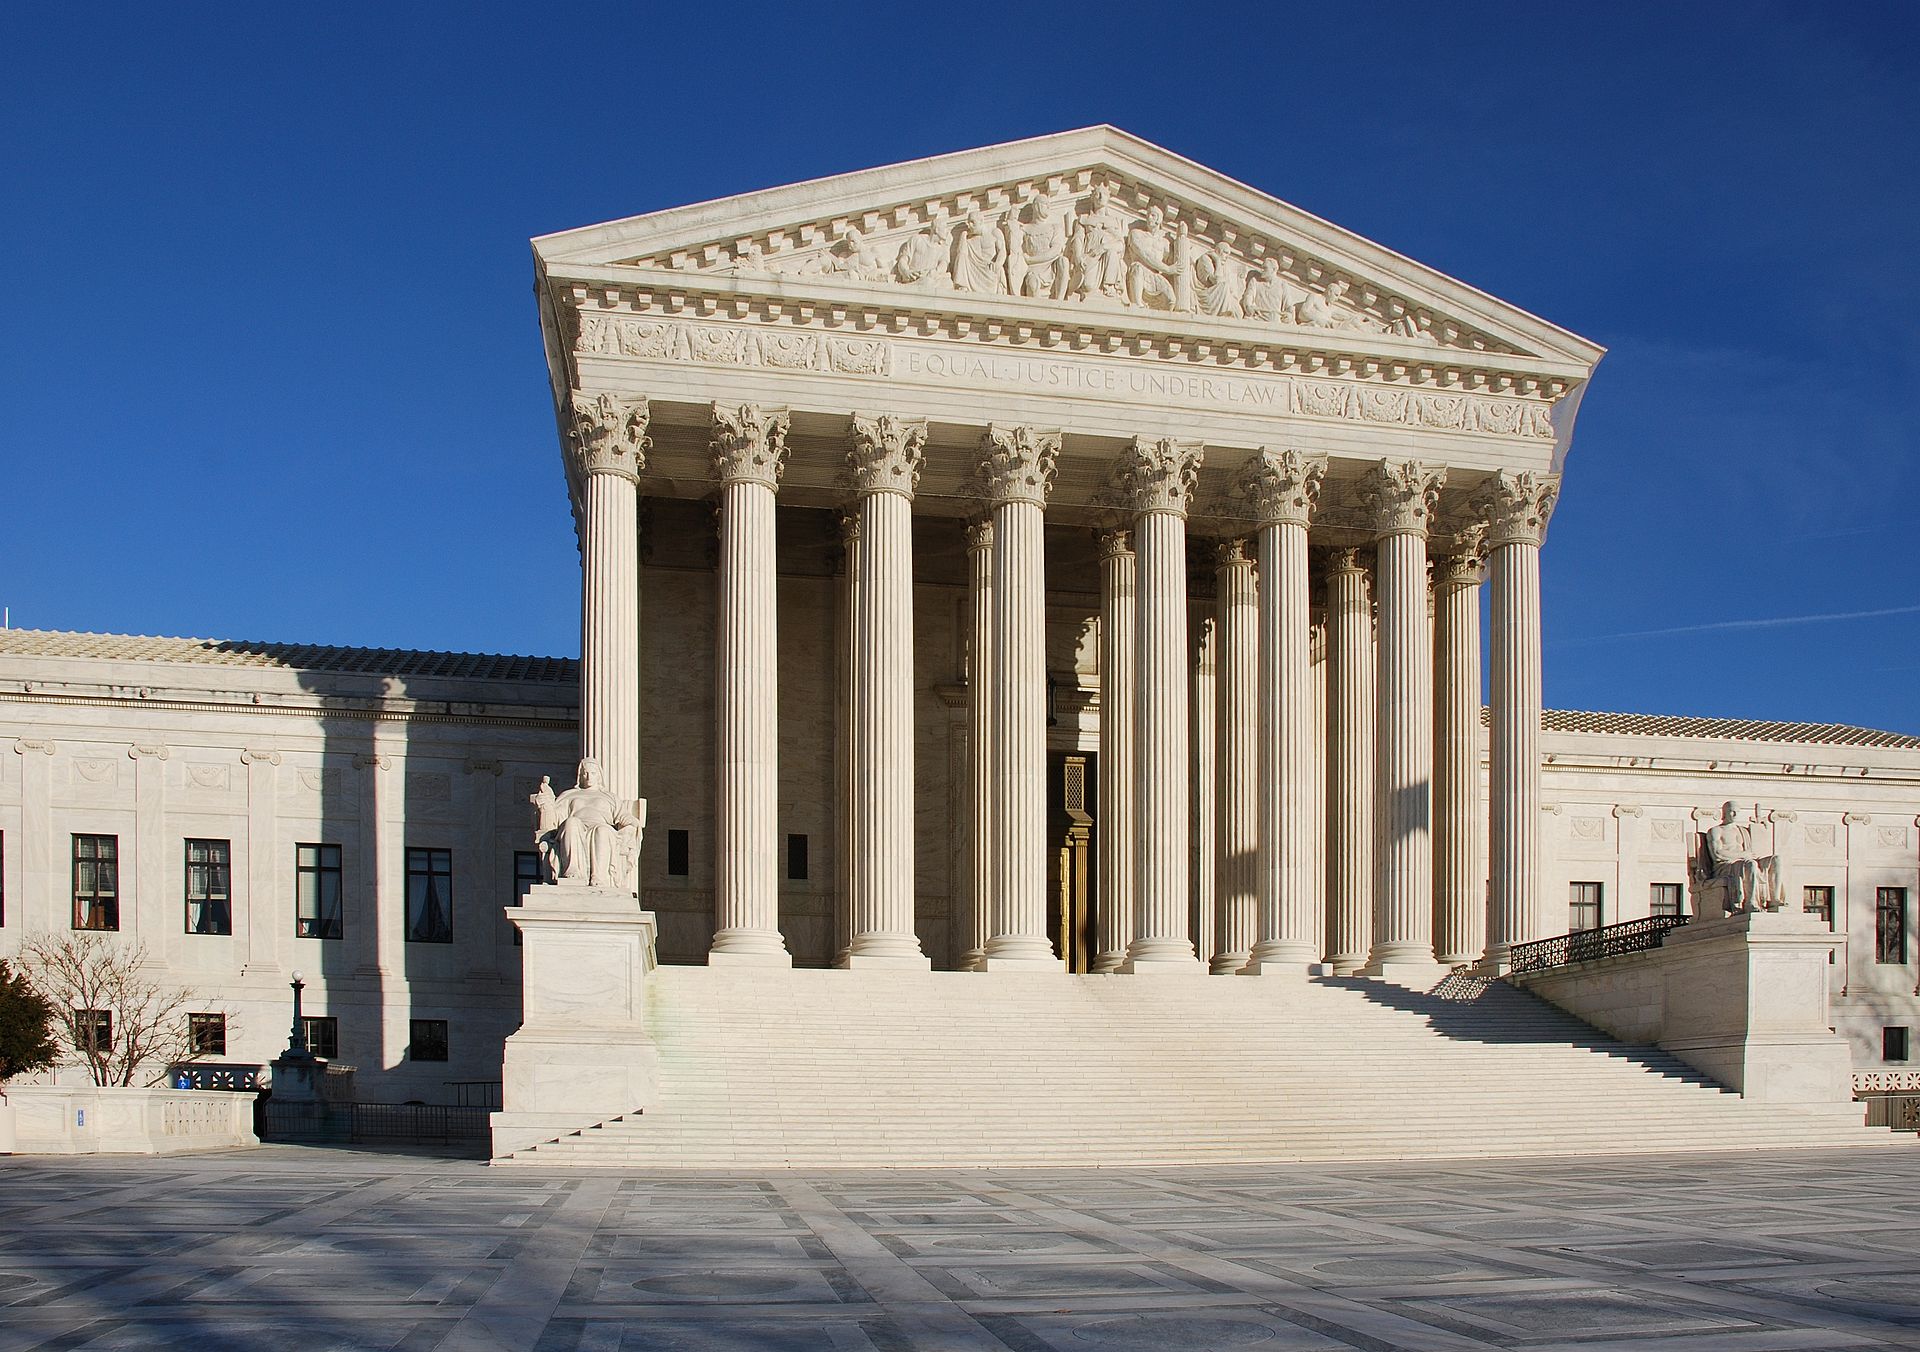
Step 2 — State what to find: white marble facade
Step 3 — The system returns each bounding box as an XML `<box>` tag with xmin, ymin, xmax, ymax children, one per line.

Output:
<box><xmin>3</xmin><ymin>129</ymin><xmax>1917</xmax><ymax>1099</ymax></box>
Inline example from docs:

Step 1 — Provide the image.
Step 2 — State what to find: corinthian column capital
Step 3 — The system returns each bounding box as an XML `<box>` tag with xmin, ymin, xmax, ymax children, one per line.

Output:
<box><xmin>1469</xmin><ymin>470</ymin><xmax>1560</xmax><ymax>548</ymax></box>
<box><xmin>846</xmin><ymin>413</ymin><xmax>927</xmax><ymax>499</ymax></box>
<box><xmin>1433</xmin><ymin>528</ymin><xmax>1488</xmax><ymax>590</ymax></box>
<box><xmin>1357</xmin><ymin>459</ymin><xmax>1447</xmax><ymax>540</ymax></box>
<box><xmin>711</xmin><ymin>403</ymin><xmax>790</xmax><ymax>488</ymax></box>
<box><xmin>567</xmin><ymin>391</ymin><xmax>651</xmax><ymax>482</ymax></box>
<box><xmin>1114</xmin><ymin>436</ymin><xmax>1204</xmax><ymax>517</ymax></box>
<box><xmin>976</xmin><ymin>424</ymin><xmax>1061</xmax><ymax>507</ymax></box>
<box><xmin>1234</xmin><ymin>448</ymin><xmax>1327</xmax><ymax>528</ymax></box>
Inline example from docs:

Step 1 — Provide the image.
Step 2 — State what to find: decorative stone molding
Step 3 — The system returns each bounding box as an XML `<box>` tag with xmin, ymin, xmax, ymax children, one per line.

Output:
<box><xmin>1233</xmin><ymin>448</ymin><xmax>1326</xmax><ymax>528</ymax></box>
<box><xmin>185</xmin><ymin>764</ymin><xmax>230</xmax><ymax>791</ymax></box>
<box><xmin>1470</xmin><ymin>469</ymin><xmax>1560</xmax><ymax>548</ymax></box>
<box><xmin>238</xmin><ymin>748</ymin><xmax>280</xmax><ymax>766</ymax></box>
<box><xmin>845</xmin><ymin>413</ymin><xmax>927</xmax><ymax>499</ymax></box>
<box><xmin>12</xmin><ymin>738</ymin><xmax>54</xmax><ymax>756</ymax></box>
<box><xmin>1856</xmin><ymin>1069</ymin><xmax>1920</xmax><ymax>1092</ymax></box>
<box><xmin>1845</xmin><ymin>812</ymin><xmax>1873</xmax><ymax>825</ymax></box>
<box><xmin>127</xmin><ymin>743</ymin><xmax>170</xmax><ymax>760</ymax></box>
<box><xmin>975</xmin><ymin>425</ymin><xmax>1061</xmax><ymax>507</ymax></box>
<box><xmin>1094</xmin><ymin>527</ymin><xmax>1132</xmax><ymax>560</ymax></box>
<box><xmin>567</xmin><ymin>391</ymin><xmax>651</xmax><ymax>482</ymax></box>
<box><xmin>1431</xmin><ymin>528</ymin><xmax>1488</xmax><ymax>589</ymax></box>
<box><xmin>464</xmin><ymin>758</ymin><xmax>503</xmax><ymax>776</ymax></box>
<box><xmin>1613</xmin><ymin>804</ymin><xmax>1644</xmax><ymax>818</ymax></box>
<box><xmin>1113</xmin><ymin>436</ymin><xmax>1204</xmax><ymax>517</ymax></box>
<box><xmin>710</xmin><ymin>403</ymin><xmax>791</xmax><ymax>488</ymax></box>
<box><xmin>1356</xmin><ymin>459</ymin><xmax>1446</xmax><ymax>539</ymax></box>
<box><xmin>353</xmin><ymin>752</ymin><xmax>392</xmax><ymax>771</ymax></box>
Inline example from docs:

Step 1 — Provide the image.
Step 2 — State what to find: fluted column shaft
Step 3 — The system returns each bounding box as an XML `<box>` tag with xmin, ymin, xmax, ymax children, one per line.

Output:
<box><xmin>1190</xmin><ymin>612</ymin><xmax>1217</xmax><ymax>967</ymax></box>
<box><xmin>1121</xmin><ymin>437</ymin><xmax>1203</xmax><ymax>971</ymax></box>
<box><xmin>963</xmin><ymin>519</ymin><xmax>995</xmax><ymax>971</ymax></box>
<box><xmin>1325</xmin><ymin>555</ymin><xmax>1373</xmax><ymax>971</ymax></box>
<box><xmin>1433</xmin><ymin>551</ymin><xmax>1485</xmax><ymax>965</ymax></box>
<box><xmin>567</xmin><ymin>392</ymin><xmax>649</xmax><ymax>810</ymax></box>
<box><xmin>1212</xmin><ymin>544</ymin><xmax>1257</xmax><ymax>973</ymax></box>
<box><xmin>1475</xmin><ymin>470</ymin><xmax>1558</xmax><ymax>965</ymax></box>
<box><xmin>842</xmin><ymin>415</ymin><xmax>928</xmax><ymax>968</ymax></box>
<box><xmin>1362</xmin><ymin>460</ymin><xmax>1445</xmax><ymax>974</ymax></box>
<box><xmin>979</xmin><ymin>426</ymin><xmax>1062</xmax><ymax>968</ymax></box>
<box><xmin>580</xmin><ymin>473</ymin><xmax>640</xmax><ymax>805</ymax></box>
<box><xmin>1093</xmin><ymin>532</ymin><xmax>1136</xmax><ymax>973</ymax></box>
<box><xmin>710</xmin><ymin>404</ymin><xmax>790</xmax><ymax>965</ymax></box>
<box><xmin>1240</xmin><ymin>448</ymin><xmax>1326</xmax><ymax>973</ymax></box>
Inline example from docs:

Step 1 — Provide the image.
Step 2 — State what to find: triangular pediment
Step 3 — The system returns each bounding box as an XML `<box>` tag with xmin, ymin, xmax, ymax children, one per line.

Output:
<box><xmin>536</xmin><ymin>127</ymin><xmax>1602</xmax><ymax>368</ymax></box>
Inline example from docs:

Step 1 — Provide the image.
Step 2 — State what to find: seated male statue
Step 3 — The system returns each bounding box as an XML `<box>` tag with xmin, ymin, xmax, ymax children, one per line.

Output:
<box><xmin>1700</xmin><ymin>800</ymin><xmax>1783</xmax><ymax>914</ymax></box>
<box><xmin>529</xmin><ymin>757</ymin><xmax>646</xmax><ymax>891</ymax></box>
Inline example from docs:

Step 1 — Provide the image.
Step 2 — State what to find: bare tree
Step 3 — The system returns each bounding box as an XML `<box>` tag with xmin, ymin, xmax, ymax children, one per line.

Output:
<box><xmin>15</xmin><ymin>933</ymin><xmax>232</xmax><ymax>1087</ymax></box>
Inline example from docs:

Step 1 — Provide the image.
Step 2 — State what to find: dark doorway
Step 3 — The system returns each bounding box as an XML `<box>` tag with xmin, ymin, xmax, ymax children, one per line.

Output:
<box><xmin>1047</xmin><ymin>751</ymin><xmax>1098</xmax><ymax>972</ymax></box>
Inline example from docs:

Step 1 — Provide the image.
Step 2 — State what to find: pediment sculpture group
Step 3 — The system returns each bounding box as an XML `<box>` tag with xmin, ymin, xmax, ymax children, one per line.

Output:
<box><xmin>734</xmin><ymin>185</ymin><xmax>1449</xmax><ymax>344</ymax></box>
<box><xmin>529</xmin><ymin>758</ymin><xmax>648</xmax><ymax>892</ymax></box>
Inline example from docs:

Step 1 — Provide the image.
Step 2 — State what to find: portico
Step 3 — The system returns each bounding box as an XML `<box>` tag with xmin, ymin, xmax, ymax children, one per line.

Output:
<box><xmin>534</xmin><ymin>127</ymin><xmax>1604</xmax><ymax>977</ymax></box>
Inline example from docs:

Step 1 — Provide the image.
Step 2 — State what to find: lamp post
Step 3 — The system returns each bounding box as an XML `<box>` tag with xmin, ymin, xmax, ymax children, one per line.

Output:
<box><xmin>286</xmin><ymin>971</ymin><xmax>310</xmax><ymax>1059</ymax></box>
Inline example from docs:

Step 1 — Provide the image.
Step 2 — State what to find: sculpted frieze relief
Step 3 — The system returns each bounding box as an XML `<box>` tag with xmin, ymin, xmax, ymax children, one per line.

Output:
<box><xmin>623</xmin><ymin>172</ymin><xmax>1516</xmax><ymax>355</ymax></box>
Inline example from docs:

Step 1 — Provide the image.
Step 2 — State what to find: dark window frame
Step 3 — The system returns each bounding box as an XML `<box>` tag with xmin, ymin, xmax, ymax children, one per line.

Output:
<box><xmin>72</xmin><ymin>834</ymin><xmax>120</xmax><ymax>931</ymax></box>
<box><xmin>1803</xmin><ymin>884</ymin><xmax>1836</xmax><ymax>928</ymax></box>
<box><xmin>1877</xmin><ymin>887</ymin><xmax>1908</xmax><ymax>965</ymax></box>
<box><xmin>786</xmin><ymin>832</ymin><xmax>809</xmax><ymax>882</ymax></box>
<box><xmin>1569</xmin><ymin>881</ymin><xmax>1604</xmax><ymax>933</ymax></box>
<box><xmin>188</xmin><ymin>1011</ymin><xmax>227</xmax><ymax>1056</ymax></box>
<box><xmin>405</xmin><ymin>847</ymin><xmax>454</xmax><ymax>944</ymax></box>
<box><xmin>1649</xmin><ymin>882</ymin><xmax>1685</xmax><ymax>918</ymax></box>
<box><xmin>302</xmin><ymin>1015</ymin><xmax>339</xmax><ymax>1060</ymax></box>
<box><xmin>1885</xmin><ymin>1026</ymin><xmax>1911</xmax><ymax>1064</ymax></box>
<box><xmin>184</xmin><ymin>838</ymin><xmax>233</xmax><ymax>935</ymax></box>
<box><xmin>408</xmin><ymin>1018</ymin><xmax>449</xmax><ymax>1062</ymax></box>
<box><xmin>666</xmin><ymin>829</ymin><xmax>690</xmax><ymax>877</ymax></box>
<box><xmin>296</xmin><ymin>843</ymin><xmax>343</xmax><ymax>940</ymax></box>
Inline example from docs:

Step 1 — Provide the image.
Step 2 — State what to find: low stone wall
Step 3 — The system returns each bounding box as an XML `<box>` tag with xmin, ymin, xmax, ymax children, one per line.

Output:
<box><xmin>2</xmin><ymin>1086</ymin><xmax>258</xmax><ymax>1155</ymax></box>
<box><xmin>1511</xmin><ymin>910</ymin><xmax>1854</xmax><ymax>1105</ymax></box>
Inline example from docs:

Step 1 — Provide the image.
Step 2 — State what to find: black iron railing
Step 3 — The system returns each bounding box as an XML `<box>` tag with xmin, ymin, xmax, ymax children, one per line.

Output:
<box><xmin>259</xmin><ymin>1100</ymin><xmax>491</xmax><ymax>1148</ymax></box>
<box><xmin>447</xmin><ymin>1080</ymin><xmax>503</xmax><ymax>1110</ymax></box>
<box><xmin>169</xmin><ymin>1063</ymin><xmax>264</xmax><ymax>1091</ymax></box>
<box><xmin>1508</xmin><ymin>915</ymin><xmax>1690</xmax><ymax>975</ymax></box>
<box><xmin>1863</xmin><ymin>1095</ymin><xmax>1920</xmax><ymax>1132</ymax></box>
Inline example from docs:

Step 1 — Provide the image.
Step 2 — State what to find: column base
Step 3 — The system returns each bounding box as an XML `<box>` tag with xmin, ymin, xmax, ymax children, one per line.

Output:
<box><xmin>1239</xmin><ymin>958</ymin><xmax>1315</xmax><ymax>977</ymax></box>
<box><xmin>957</xmin><ymin>948</ymin><xmax>987</xmax><ymax>972</ymax></box>
<box><xmin>708</xmin><ymin>950</ymin><xmax>794</xmax><ymax>968</ymax></box>
<box><xmin>978</xmin><ymin>951</ymin><xmax>1067</xmax><ymax>972</ymax></box>
<box><xmin>1357</xmin><ymin>961</ymin><xmax>1455</xmax><ymax>991</ymax></box>
<box><xmin>838</xmin><ymin>952</ymin><xmax>933</xmax><ymax>971</ymax></box>
<box><xmin>1120</xmin><ymin>955</ymin><xmax>1207</xmax><ymax>975</ymax></box>
<box><xmin>1326</xmin><ymin>955</ymin><xmax>1367</xmax><ymax>976</ymax></box>
<box><xmin>1089</xmin><ymin>951</ymin><xmax>1128</xmax><ymax>974</ymax></box>
<box><xmin>1209</xmin><ymin>950</ymin><xmax>1251</xmax><ymax>975</ymax></box>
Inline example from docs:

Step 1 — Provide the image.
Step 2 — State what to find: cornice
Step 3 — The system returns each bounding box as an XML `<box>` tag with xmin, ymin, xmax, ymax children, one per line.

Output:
<box><xmin>0</xmin><ymin>688</ymin><xmax>576</xmax><ymax>731</ymax></box>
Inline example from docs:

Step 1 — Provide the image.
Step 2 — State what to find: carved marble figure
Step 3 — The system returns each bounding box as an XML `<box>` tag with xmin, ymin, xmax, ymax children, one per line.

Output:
<box><xmin>530</xmin><ymin>758</ymin><xmax>647</xmax><ymax>891</ymax></box>
<box><xmin>1696</xmin><ymin>801</ymin><xmax>1785</xmax><ymax>914</ymax></box>
<box><xmin>951</xmin><ymin>211</ymin><xmax>1009</xmax><ymax>295</ymax></box>
<box><xmin>1195</xmin><ymin>242</ymin><xmax>1250</xmax><ymax>317</ymax></box>
<box><xmin>893</xmin><ymin>218</ymin><xmax>951</xmax><ymax>287</ymax></box>
<box><xmin>1012</xmin><ymin>196</ymin><xmax>1070</xmax><ymax>300</ymax></box>
<box><xmin>1067</xmin><ymin>183</ymin><xmax>1127</xmax><ymax>302</ymax></box>
<box><xmin>1125</xmin><ymin>206</ymin><xmax>1183</xmax><ymax>310</ymax></box>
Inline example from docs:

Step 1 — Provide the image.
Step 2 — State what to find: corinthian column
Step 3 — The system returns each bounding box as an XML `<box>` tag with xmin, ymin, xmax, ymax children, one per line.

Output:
<box><xmin>840</xmin><ymin>414</ymin><xmax>930</xmax><ymax>968</ymax></box>
<box><xmin>1211</xmin><ymin>539</ymin><xmax>1257</xmax><ymax>973</ymax></box>
<box><xmin>1359</xmin><ymin>460</ymin><xmax>1446</xmax><ymax>979</ymax></box>
<box><xmin>708</xmin><ymin>403</ymin><xmax>791</xmax><ymax>966</ymax></box>
<box><xmin>1237</xmin><ymin>449</ymin><xmax>1327</xmax><ymax>975</ymax></box>
<box><xmin>567</xmin><ymin>391</ymin><xmax>648</xmax><ymax>808</ymax></box>
<box><xmin>1119</xmin><ymin>436</ymin><xmax>1205</xmax><ymax>973</ymax></box>
<box><xmin>1473</xmin><ymin>471</ymin><xmax>1559</xmax><ymax>967</ymax></box>
<box><xmin>1324</xmin><ymin>550</ymin><xmax>1374</xmax><ymax>973</ymax></box>
<box><xmin>961</xmin><ymin>516</ymin><xmax>994</xmax><ymax>971</ymax></box>
<box><xmin>978</xmin><ymin>425</ymin><xmax>1064</xmax><ymax>969</ymax></box>
<box><xmin>1092</xmin><ymin>529</ymin><xmax>1135</xmax><ymax>974</ymax></box>
<box><xmin>1433</xmin><ymin>540</ymin><xmax>1486</xmax><ymax>966</ymax></box>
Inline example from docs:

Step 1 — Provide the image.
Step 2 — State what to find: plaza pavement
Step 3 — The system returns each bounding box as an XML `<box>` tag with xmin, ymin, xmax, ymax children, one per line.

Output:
<box><xmin>1</xmin><ymin>1145</ymin><xmax>1918</xmax><ymax>1350</ymax></box>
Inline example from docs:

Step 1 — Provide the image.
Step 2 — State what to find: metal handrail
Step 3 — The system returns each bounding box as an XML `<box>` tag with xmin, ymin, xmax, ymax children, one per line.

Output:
<box><xmin>1509</xmin><ymin>915</ymin><xmax>1690</xmax><ymax>975</ymax></box>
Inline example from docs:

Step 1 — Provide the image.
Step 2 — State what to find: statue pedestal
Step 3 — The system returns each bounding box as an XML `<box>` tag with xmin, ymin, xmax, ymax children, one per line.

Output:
<box><xmin>492</xmin><ymin>884</ymin><xmax>660</xmax><ymax>1157</ymax></box>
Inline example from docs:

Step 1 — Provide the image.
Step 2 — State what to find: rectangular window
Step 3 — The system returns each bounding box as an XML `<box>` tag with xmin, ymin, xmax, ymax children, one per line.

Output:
<box><xmin>408</xmin><ymin>1018</ymin><xmax>448</xmax><ymax>1062</ymax></box>
<box><xmin>296</xmin><ymin>844</ymin><xmax>343</xmax><ymax>939</ymax></box>
<box><xmin>512</xmin><ymin>850</ymin><xmax>541</xmax><ymax>946</ymax></box>
<box><xmin>787</xmin><ymin>833</ymin><xmax>809</xmax><ymax>881</ymax></box>
<box><xmin>1649</xmin><ymin>882</ymin><xmax>1685</xmax><ymax>918</ymax></box>
<box><xmin>188</xmin><ymin>1012</ymin><xmax>227</xmax><ymax>1056</ymax></box>
<box><xmin>77</xmin><ymin>1007</ymin><xmax>112</xmax><ymax>1055</ymax></box>
<box><xmin>1569</xmin><ymin>882</ymin><xmax>1604</xmax><ymax>933</ymax></box>
<box><xmin>405</xmin><ymin>847</ymin><xmax>454</xmax><ymax>943</ymax></box>
<box><xmin>1803</xmin><ymin>885</ymin><xmax>1835</xmax><ymax>928</ymax></box>
<box><xmin>667</xmin><ymin>829</ymin><xmax>689</xmax><ymax>877</ymax></box>
<box><xmin>1877</xmin><ymin>888</ymin><xmax>1909</xmax><ymax>964</ymax></box>
<box><xmin>72</xmin><ymin>834</ymin><xmax>119</xmax><ymax>931</ymax></box>
<box><xmin>302</xmin><ymin>1015</ymin><xmax>339</xmax><ymax>1060</ymax></box>
<box><xmin>185</xmin><ymin>838</ymin><xmax>233</xmax><ymax>935</ymax></box>
<box><xmin>1885</xmin><ymin>1027</ymin><xmax>1911</xmax><ymax>1063</ymax></box>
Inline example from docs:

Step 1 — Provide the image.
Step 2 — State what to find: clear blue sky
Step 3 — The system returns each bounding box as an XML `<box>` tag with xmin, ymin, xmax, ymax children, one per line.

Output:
<box><xmin>3</xmin><ymin>5</ymin><xmax>1916</xmax><ymax>731</ymax></box>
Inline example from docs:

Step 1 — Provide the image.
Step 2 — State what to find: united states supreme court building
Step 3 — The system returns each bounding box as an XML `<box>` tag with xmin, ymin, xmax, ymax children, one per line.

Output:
<box><xmin>3</xmin><ymin>129</ymin><xmax>1918</xmax><ymax>1164</ymax></box>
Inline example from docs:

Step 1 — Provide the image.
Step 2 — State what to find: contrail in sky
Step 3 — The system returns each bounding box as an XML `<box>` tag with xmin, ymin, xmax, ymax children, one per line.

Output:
<box><xmin>1562</xmin><ymin>604</ymin><xmax>1920</xmax><ymax>645</ymax></box>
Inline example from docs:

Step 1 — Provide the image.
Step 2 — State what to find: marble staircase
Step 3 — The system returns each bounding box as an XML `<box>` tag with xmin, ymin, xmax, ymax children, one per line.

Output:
<box><xmin>495</xmin><ymin>968</ymin><xmax>1886</xmax><ymax>1167</ymax></box>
